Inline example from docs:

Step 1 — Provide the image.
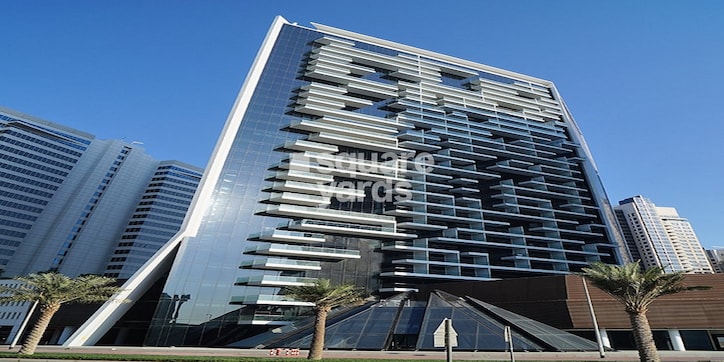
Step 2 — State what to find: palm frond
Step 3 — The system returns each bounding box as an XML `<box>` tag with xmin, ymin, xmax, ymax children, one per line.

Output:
<box><xmin>0</xmin><ymin>272</ymin><xmax>122</xmax><ymax>306</ymax></box>
<box><xmin>582</xmin><ymin>261</ymin><xmax>710</xmax><ymax>313</ymax></box>
<box><xmin>283</xmin><ymin>279</ymin><xmax>364</xmax><ymax>310</ymax></box>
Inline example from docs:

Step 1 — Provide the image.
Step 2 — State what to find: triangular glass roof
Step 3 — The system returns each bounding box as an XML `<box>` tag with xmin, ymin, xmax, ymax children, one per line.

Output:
<box><xmin>464</xmin><ymin>294</ymin><xmax>601</xmax><ymax>351</ymax></box>
<box><xmin>229</xmin><ymin>290</ymin><xmax>601</xmax><ymax>352</ymax></box>
<box><xmin>416</xmin><ymin>290</ymin><xmax>543</xmax><ymax>351</ymax></box>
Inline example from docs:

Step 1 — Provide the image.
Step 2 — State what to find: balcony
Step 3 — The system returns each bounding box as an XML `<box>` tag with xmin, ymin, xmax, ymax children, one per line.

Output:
<box><xmin>246</xmin><ymin>243</ymin><xmax>361</xmax><ymax>260</ymax></box>
<box><xmin>279</xmin><ymin>139</ymin><xmax>339</xmax><ymax>153</ymax></box>
<box><xmin>236</xmin><ymin>275</ymin><xmax>317</xmax><ymax>287</ymax></box>
<box><xmin>230</xmin><ymin>294</ymin><xmax>314</xmax><ymax>306</ymax></box>
<box><xmin>267</xmin><ymin>192</ymin><xmax>331</xmax><ymax>207</ymax></box>
<box><xmin>262</xmin><ymin>204</ymin><xmax>396</xmax><ymax>226</ymax></box>
<box><xmin>237</xmin><ymin>313</ymin><xmax>291</xmax><ymax>326</ymax></box>
<box><xmin>269</xmin><ymin>180</ymin><xmax>364</xmax><ymax>198</ymax></box>
<box><xmin>290</xmin><ymin>119</ymin><xmax>395</xmax><ymax>143</ymax></box>
<box><xmin>287</xmin><ymin>219</ymin><xmax>416</xmax><ymax>239</ymax></box>
<box><xmin>378</xmin><ymin>270</ymin><xmax>494</xmax><ymax>282</ymax></box>
<box><xmin>272</xmin><ymin>168</ymin><xmax>335</xmax><ymax>184</ymax></box>
<box><xmin>239</xmin><ymin>257</ymin><xmax>321</xmax><ymax>271</ymax></box>
<box><xmin>308</xmin><ymin>131</ymin><xmax>406</xmax><ymax>154</ymax></box>
<box><xmin>249</xmin><ymin>229</ymin><xmax>326</xmax><ymax>244</ymax></box>
<box><xmin>294</xmin><ymin>103</ymin><xmax>412</xmax><ymax>131</ymax></box>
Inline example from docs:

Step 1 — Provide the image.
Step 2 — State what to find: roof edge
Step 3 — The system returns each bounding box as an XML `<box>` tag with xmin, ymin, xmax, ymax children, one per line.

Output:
<box><xmin>309</xmin><ymin>21</ymin><xmax>554</xmax><ymax>87</ymax></box>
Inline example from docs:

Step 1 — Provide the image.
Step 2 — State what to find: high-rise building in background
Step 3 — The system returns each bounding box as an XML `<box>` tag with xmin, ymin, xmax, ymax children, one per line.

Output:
<box><xmin>0</xmin><ymin>107</ymin><xmax>202</xmax><ymax>343</ymax></box>
<box><xmin>614</xmin><ymin>195</ymin><xmax>713</xmax><ymax>274</ymax></box>
<box><xmin>103</xmin><ymin>160</ymin><xmax>203</xmax><ymax>279</ymax></box>
<box><xmin>704</xmin><ymin>248</ymin><xmax>724</xmax><ymax>273</ymax></box>
<box><xmin>0</xmin><ymin>107</ymin><xmax>202</xmax><ymax>277</ymax></box>
<box><xmin>68</xmin><ymin>16</ymin><xmax>627</xmax><ymax>347</ymax></box>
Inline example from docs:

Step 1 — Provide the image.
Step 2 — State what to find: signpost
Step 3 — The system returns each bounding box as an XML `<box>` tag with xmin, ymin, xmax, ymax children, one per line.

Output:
<box><xmin>433</xmin><ymin>318</ymin><xmax>457</xmax><ymax>362</ymax></box>
<box><xmin>504</xmin><ymin>326</ymin><xmax>515</xmax><ymax>362</ymax></box>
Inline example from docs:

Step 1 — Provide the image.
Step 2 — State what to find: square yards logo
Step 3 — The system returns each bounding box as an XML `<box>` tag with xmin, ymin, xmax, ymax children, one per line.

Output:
<box><xmin>289</xmin><ymin>151</ymin><xmax>434</xmax><ymax>203</ymax></box>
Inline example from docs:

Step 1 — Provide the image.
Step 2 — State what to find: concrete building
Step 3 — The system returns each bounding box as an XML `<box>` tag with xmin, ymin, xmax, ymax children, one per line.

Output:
<box><xmin>66</xmin><ymin>16</ymin><xmax>627</xmax><ymax>347</ymax></box>
<box><xmin>705</xmin><ymin>248</ymin><xmax>724</xmax><ymax>273</ymax></box>
<box><xmin>0</xmin><ymin>279</ymin><xmax>31</xmax><ymax>344</ymax></box>
<box><xmin>103</xmin><ymin>161</ymin><xmax>202</xmax><ymax>279</ymax></box>
<box><xmin>614</xmin><ymin>196</ymin><xmax>713</xmax><ymax>274</ymax></box>
<box><xmin>0</xmin><ymin>107</ymin><xmax>201</xmax><ymax>343</ymax></box>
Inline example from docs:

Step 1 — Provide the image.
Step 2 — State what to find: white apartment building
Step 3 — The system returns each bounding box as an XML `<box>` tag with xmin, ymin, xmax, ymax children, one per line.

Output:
<box><xmin>705</xmin><ymin>248</ymin><xmax>724</xmax><ymax>273</ymax></box>
<box><xmin>614</xmin><ymin>196</ymin><xmax>713</xmax><ymax>273</ymax></box>
<box><xmin>0</xmin><ymin>107</ymin><xmax>202</xmax><ymax>344</ymax></box>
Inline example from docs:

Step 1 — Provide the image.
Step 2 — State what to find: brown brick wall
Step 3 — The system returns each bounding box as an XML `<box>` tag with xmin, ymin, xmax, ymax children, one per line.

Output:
<box><xmin>425</xmin><ymin>274</ymin><xmax>724</xmax><ymax>330</ymax></box>
<box><xmin>566</xmin><ymin>274</ymin><xmax>724</xmax><ymax>330</ymax></box>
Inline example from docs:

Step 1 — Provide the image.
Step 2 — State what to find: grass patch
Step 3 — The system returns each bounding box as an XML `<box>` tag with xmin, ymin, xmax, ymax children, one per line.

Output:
<box><xmin>0</xmin><ymin>353</ymin><xmax>292</xmax><ymax>361</ymax></box>
<box><xmin>0</xmin><ymin>352</ymin><xmax>442</xmax><ymax>362</ymax></box>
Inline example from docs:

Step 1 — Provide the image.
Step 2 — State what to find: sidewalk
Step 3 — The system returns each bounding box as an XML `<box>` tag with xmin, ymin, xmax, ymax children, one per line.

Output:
<box><xmin>4</xmin><ymin>346</ymin><xmax>724</xmax><ymax>362</ymax></box>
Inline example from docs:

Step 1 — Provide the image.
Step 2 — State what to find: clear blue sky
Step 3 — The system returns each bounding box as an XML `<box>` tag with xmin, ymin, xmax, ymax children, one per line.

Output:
<box><xmin>3</xmin><ymin>1</ymin><xmax>723</xmax><ymax>248</ymax></box>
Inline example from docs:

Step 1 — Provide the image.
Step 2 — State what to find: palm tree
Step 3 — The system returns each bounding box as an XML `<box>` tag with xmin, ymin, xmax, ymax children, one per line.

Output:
<box><xmin>283</xmin><ymin>279</ymin><xmax>364</xmax><ymax>360</ymax></box>
<box><xmin>0</xmin><ymin>272</ymin><xmax>122</xmax><ymax>355</ymax></box>
<box><xmin>582</xmin><ymin>261</ymin><xmax>709</xmax><ymax>362</ymax></box>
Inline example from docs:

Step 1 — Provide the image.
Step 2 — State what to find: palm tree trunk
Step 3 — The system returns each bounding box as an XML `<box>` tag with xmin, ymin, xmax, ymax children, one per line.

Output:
<box><xmin>19</xmin><ymin>303</ymin><xmax>60</xmax><ymax>355</ymax></box>
<box><xmin>628</xmin><ymin>311</ymin><xmax>660</xmax><ymax>362</ymax></box>
<box><xmin>308</xmin><ymin>306</ymin><xmax>330</xmax><ymax>360</ymax></box>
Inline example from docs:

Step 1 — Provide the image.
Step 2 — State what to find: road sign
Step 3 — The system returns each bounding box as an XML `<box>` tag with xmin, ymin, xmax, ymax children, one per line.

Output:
<box><xmin>433</xmin><ymin>318</ymin><xmax>458</xmax><ymax>347</ymax></box>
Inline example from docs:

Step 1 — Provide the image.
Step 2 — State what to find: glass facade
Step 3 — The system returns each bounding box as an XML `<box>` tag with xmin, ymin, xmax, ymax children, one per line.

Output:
<box><xmin>132</xmin><ymin>18</ymin><xmax>626</xmax><ymax>347</ymax></box>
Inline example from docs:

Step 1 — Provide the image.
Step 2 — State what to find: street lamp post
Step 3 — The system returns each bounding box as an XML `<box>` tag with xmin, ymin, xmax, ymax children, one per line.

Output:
<box><xmin>582</xmin><ymin>276</ymin><xmax>606</xmax><ymax>358</ymax></box>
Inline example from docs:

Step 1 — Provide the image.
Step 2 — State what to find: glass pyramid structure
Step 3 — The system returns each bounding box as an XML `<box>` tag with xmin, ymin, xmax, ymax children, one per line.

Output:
<box><xmin>232</xmin><ymin>290</ymin><xmax>601</xmax><ymax>351</ymax></box>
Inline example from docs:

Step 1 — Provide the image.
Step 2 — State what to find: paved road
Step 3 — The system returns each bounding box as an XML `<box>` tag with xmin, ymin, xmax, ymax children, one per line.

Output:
<box><xmin>4</xmin><ymin>346</ymin><xmax>724</xmax><ymax>361</ymax></box>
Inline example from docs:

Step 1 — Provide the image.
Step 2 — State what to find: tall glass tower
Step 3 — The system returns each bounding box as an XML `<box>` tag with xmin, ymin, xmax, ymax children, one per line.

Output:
<box><xmin>68</xmin><ymin>16</ymin><xmax>625</xmax><ymax>347</ymax></box>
